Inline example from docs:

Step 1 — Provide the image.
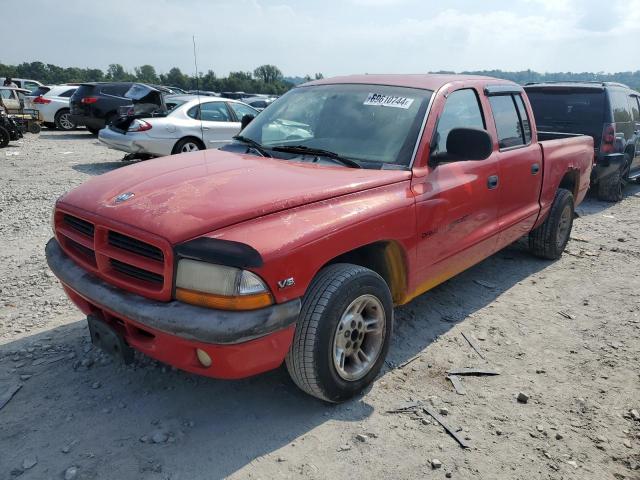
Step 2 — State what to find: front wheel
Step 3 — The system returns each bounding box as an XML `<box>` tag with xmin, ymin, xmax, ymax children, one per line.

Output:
<box><xmin>0</xmin><ymin>126</ymin><xmax>9</xmax><ymax>148</ymax></box>
<box><xmin>529</xmin><ymin>188</ymin><xmax>574</xmax><ymax>260</ymax></box>
<box><xmin>285</xmin><ymin>264</ymin><xmax>393</xmax><ymax>403</ymax></box>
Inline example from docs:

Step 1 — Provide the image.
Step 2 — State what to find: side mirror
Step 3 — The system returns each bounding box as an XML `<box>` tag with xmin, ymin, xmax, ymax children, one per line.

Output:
<box><xmin>445</xmin><ymin>127</ymin><xmax>493</xmax><ymax>161</ymax></box>
<box><xmin>241</xmin><ymin>114</ymin><xmax>255</xmax><ymax>130</ymax></box>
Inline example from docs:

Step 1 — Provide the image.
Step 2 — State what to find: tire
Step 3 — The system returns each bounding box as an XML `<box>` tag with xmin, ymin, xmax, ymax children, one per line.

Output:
<box><xmin>28</xmin><ymin>122</ymin><xmax>41</xmax><ymax>134</ymax></box>
<box><xmin>529</xmin><ymin>188</ymin><xmax>574</xmax><ymax>260</ymax></box>
<box><xmin>285</xmin><ymin>263</ymin><xmax>393</xmax><ymax>403</ymax></box>
<box><xmin>0</xmin><ymin>126</ymin><xmax>9</xmax><ymax>148</ymax></box>
<box><xmin>44</xmin><ymin>122</ymin><xmax>56</xmax><ymax>130</ymax></box>
<box><xmin>86</xmin><ymin>126</ymin><xmax>100</xmax><ymax>135</ymax></box>
<box><xmin>597</xmin><ymin>153</ymin><xmax>630</xmax><ymax>202</ymax></box>
<box><xmin>54</xmin><ymin>109</ymin><xmax>76</xmax><ymax>131</ymax></box>
<box><xmin>173</xmin><ymin>137</ymin><xmax>205</xmax><ymax>154</ymax></box>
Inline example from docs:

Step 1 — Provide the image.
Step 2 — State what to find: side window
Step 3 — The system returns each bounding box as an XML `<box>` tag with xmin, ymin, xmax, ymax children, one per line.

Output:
<box><xmin>0</xmin><ymin>89</ymin><xmax>12</xmax><ymax>99</ymax></box>
<box><xmin>228</xmin><ymin>102</ymin><xmax>258</xmax><ymax>121</ymax></box>
<box><xmin>190</xmin><ymin>102</ymin><xmax>231</xmax><ymax>122</ymax></box>
<box><xmin>60</xmin><ymin>89</ymin><xmax>76</xmax><ymax>98</ymax></box>
<box><xmin>513</xmin><ymin>95</ymin><xmax>532</xmax><ymax>143</ymax></box>
<box><xmin>610</xmin><ymin>90</ymin><xmax>632</xmax><ymax>123</ymax></box>
<box><xmin>489</xmin><ymin>95</ymin><xmax>525</xmax><ymax>149</ymax></box>
<box><xmin>628</xmin><ymin>95</ymin><xmax>640</xmax><ymax>122</ymax></box>
<box><xmin>432</xmin><ymin>89</ymin><xmax>485</xmax><ymax>155</ymax></box>
<box><xmin>23</xmin><ymin>82</ymin><xmax>39</xmax><ymax>94</ymax></box>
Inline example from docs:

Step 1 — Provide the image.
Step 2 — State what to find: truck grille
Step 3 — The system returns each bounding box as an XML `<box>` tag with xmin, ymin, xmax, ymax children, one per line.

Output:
<box><xmin>108</xmin><ymin>231</ymin><xmax>164</xmax><ymax>262</ymax></box>
<box><xmin>55</xmin><ymin>210</ymin><xmax>173</xmax><ymax>300</ymax></box>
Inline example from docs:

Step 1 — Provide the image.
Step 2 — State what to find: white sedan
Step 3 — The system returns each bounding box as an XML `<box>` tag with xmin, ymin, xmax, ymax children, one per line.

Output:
<box><xmin>27</xmin><ymin>85</ymin><xmax>78</xmax><ymax>130</ymax></box>
<box><xmin>98</xmin><ymin>96</ymin><xmax>259</xmax><ymax>157</ymax></box>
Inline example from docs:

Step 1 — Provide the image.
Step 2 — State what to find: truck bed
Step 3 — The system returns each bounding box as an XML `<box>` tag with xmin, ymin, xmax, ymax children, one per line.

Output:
<box><xmin>537</xmin><ymin>134</ymin><xmax>594</xmax><ymax>222</ymax></box>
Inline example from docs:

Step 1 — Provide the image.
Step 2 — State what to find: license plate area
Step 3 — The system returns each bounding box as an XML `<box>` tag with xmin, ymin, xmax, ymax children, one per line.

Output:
<box><xmin>87</xmin><ymin>314</ymin><xmax>134</xmax><ymax>364</ymax></box>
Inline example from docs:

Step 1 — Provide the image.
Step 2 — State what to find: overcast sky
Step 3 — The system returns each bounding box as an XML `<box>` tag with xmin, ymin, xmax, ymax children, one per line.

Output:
<box><xmin>3</xmin><ymin>0</ymin><xmax>637</xmax><ymax>77</ymax></box>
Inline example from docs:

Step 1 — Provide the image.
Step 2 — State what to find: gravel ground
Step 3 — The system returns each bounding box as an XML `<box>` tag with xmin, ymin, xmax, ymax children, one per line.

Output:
<box><xmin>0</xmin><ymin>130</ymin><xmax>639</xmax><ymax>480</ymax></box>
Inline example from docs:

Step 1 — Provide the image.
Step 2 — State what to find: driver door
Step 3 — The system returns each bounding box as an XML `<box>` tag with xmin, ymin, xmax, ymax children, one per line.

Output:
<box><xmin>413</xmin><ymin>87</ymin><xmax>501</xmax><ymax>292</ymax></box>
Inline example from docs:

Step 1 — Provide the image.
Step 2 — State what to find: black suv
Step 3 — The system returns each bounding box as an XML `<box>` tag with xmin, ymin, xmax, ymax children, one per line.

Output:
<box><xmin>524</xmin><ymin>82</ymin><xmax>640</xmax><ymax>202</ymax></box>
<box><xmin>70</xmin><ymin>82</ymin><xmax>135</xmax><ymax>134</ymax></box>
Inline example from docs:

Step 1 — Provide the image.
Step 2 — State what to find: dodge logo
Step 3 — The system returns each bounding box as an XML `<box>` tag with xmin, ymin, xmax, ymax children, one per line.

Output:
<box><xmin>115</xmin><ymin>192</ymin><xmax>135</xmax><ymax>203</ymax></box>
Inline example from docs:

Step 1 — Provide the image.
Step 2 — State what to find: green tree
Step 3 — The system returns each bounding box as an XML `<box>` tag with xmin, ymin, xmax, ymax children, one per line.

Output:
<box><xmin>163</xmin><ymin>67</ymin><xmax>188</xmax><ymax>88</ymax></box>
<box><xmin>253</xmin><ymin>65</ymin><xmax>283</xmax><ymax>84</ymax></box>
<box><xmin>106</xmin><ymin>64</ymin><xmax>132</xmax><ymax>81</ymax></box>
<box><xmin>134</xmin><ymin>64</ymin><xmax>159</xmax><ymax>84</ymax></box>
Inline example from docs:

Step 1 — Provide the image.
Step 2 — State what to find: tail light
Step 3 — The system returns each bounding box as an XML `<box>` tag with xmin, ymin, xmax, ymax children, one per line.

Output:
<box><xmin>127</xmin><ymin>120</ymin><xmax>152</xmax><ymax>132</ymax></box>
<box><xmin>600</xmin><ymin>123</ymin><xmax>615</xmax><ymax>154</ymax></box>
<box><xmin>81</xmin><ymin>97</ymin><xmax>98</xmax><ymax>104</ymax></box>
<box><xmin>33</xmin><ymin>96</ymin><xmax>51</xmax><ymax>104</ymax></box>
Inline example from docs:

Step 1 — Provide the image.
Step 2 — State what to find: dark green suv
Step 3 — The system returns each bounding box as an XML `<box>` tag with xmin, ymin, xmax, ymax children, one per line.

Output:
<box><xmin>525</xmin><ymin>82</ymin><xmax>640</xmax><ymax>202</ymax></box>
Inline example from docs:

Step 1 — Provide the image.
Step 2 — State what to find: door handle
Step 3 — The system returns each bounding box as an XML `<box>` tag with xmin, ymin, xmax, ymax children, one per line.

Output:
<box><xmin>531</xmin><ymin>163</ymin><xmax>540</xmax><ymax>174</ymax></box>
<box><xmin>202</xmin><ymin>127</ymin><xmax>210</xmax><ymax>130</ymax></box>
<box><xmin>487</xmin><ymin>175</ymin><xmax>499</xmax><ymax>189</ymax></box>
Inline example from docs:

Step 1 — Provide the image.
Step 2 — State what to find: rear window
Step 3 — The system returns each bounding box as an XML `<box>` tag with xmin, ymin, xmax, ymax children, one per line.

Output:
<box><xmin>72</xmin><ymin>85</ymin><xmax>96</xmax><ymax>98</ymax></box>
<box><xmin>58</xmin><ymin>88</ymin><xmax>76</xmax><ymax>98</ymax></box>
<box><xmin>525</xmin><ymin>89</ymin><xmax>605</xmax><ymax>134</ymax></box>
<box><xmin>609</xmin><ymin>90</ymin><xmax>633</xmax><ymax>123</ymax></box>
<box><xmin>29</xmin><ymin>86</ymin><xmax>51</xmax><ymax>97</ymax></box>
<box><xmin>99</xmin><ymin>84</ymin><xmax>131</xmax><ymax>97</ymax></box>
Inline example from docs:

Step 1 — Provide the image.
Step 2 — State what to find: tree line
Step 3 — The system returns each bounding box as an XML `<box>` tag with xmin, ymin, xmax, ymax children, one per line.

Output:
<box><xmin>2</xmin><ymin>61</ymin><xmax>639</xmax><ymax>92</ymax></box>
<box><xmin>0</xmin><ymin>61</ymin><xmax>316</xmax><ymax>95</ymax></box>
<box><xmin>432</xmin><ymin>69</ymin><xmax>640</xmax><ymax>90</ymax></box>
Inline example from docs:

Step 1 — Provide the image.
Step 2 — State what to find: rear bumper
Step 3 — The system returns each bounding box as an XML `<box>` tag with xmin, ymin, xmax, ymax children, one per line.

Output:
<box><xmin>46</xmin><ymin>238</ymin><xmax>301</xmax><ymax>378</ymax></box>
<box><xmin>70</xmin><ymin>114</ymin><xmax>103</xmax><ymax>130</ymax></box>
<box><xmin>98</xmin><ymin>128</ymin><xmax>174</xmax><ymax>156</ymax></box>
<box><xmin>592</xmin><ymin>153</ymin><xmax>626</xmax><ymax>183</ymax></box>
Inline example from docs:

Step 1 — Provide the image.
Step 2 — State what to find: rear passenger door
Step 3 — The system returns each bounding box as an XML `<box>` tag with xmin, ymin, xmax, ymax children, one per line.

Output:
<box><xmin>487</xmin><ymin>90</ymin><xmax>543</xmax><ymax>247</ymax></box>
<box><xmin>189</xmin><ymin>102</ymin><xmax>239</xmax><ymax>148</ymax></box>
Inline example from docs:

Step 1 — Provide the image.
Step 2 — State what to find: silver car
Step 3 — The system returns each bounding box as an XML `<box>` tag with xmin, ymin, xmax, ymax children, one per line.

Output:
<box><xmin>98</xmin><ymin>96</ymin><xmax>259</xmax><ymax>157</ymax></box>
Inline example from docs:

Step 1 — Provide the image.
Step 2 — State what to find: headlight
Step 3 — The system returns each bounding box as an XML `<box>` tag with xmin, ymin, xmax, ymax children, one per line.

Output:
<box><xmin>175</xmin><ymin>259</ymin><xmax>272</xmax><ymax>310</ymax></box>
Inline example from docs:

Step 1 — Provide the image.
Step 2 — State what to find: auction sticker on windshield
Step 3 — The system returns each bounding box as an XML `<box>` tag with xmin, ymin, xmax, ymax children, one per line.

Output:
<box><xmin>364</xmin><ymin>93</ymin><xmax>414</xmax><ymax>109</ymax></box>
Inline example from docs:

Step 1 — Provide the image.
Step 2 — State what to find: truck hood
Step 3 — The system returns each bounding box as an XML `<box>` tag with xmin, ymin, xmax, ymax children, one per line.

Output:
<box><xmin>59</xmin><ymin>149</ymin><xmax>411</xmax><ymax>244</ymax></box>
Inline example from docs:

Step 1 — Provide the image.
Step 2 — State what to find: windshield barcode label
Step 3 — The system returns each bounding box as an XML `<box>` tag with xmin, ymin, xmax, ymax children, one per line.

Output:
<box><xmin>364</xmin><ymin>93</ymin><xmax>414</xmax><ymax>109</ymax></box>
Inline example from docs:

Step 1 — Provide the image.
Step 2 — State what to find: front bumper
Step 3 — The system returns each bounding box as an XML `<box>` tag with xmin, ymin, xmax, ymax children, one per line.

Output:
<box><xmin>46</xmin><ymin>238</ymin><xmax>301</xmax><ymax>378</ymax></box>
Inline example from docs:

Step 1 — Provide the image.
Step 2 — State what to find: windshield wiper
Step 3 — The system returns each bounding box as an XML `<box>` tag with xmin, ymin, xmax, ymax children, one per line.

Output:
<box><xmin>233</xmin><ymin>135</ymin><xmax>271</xmax><ymax>157</ymax></box>
<box><xmin>271</xmin><ymin>145</ymin><xmax>361</xmax><ymax>168</ymax></box>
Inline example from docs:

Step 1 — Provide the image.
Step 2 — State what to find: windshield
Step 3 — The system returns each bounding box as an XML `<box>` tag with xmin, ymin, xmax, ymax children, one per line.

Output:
<box><xmin>240</xmin><ymin>84</ymin><xmax>432</xmax><ymax>167</ymax></box>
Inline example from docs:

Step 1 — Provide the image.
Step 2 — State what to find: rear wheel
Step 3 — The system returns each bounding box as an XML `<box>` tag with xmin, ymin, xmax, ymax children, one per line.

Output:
<box><xmin>173</xmin><ymin>137</ymin><xmax>205</xmax><ymax>154</ymax></box>
<box><xmin>285</xmin><ymin>264</ymin><xmax>393</xmax><ymax>403</ymax></box>
<box><xmin>0</xmin><ymin>126</ymin><xmax>9</xmax><ymax>148</ymax></box>
<box><xmin>529</xmin><ymin>188</ymin><xmax>574</xmax><ymax>260</ymax></box>
<box><xmin>597</xmin><ymin>153</ymin><xmax>630</xmax><ymax>202</ymax></box>
<box><xmin>54</xmin><ymin>109</ymin><xmax>76</xmax><ymax>131</ymax></box>
<box><xmin>28</xmin><ymin>122</ymin><xmax>41</xmax><ymax>134</ymax></box>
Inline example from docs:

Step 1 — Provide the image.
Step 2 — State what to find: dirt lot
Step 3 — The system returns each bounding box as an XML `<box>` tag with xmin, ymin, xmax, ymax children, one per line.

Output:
<box><xmin>0</xmin><ymin>130</ymin><xmax>639</xmax><ymax>480</ymax></box>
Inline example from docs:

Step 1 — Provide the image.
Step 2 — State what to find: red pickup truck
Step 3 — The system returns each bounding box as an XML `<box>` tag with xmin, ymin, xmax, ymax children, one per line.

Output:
<box><xmin>46</xmin><ymin>75</ymin><xmax>593</xmax><ymax>402</ymax></box>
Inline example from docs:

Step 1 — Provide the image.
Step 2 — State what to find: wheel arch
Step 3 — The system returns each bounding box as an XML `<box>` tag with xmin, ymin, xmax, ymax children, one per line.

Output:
<box><xmin>172</xmin><ymin>135</ymin><xmax>205</xmax><ymax>154</ymax></box>
<box><xmin>558</xmin><ymin>168</ymin><xmax>580</xmax><ymax>199</ymax></box>
<box><xmin>320</xmin><ymin>240</ymin><xmax>408</xmax><ymax>305</ymax></box>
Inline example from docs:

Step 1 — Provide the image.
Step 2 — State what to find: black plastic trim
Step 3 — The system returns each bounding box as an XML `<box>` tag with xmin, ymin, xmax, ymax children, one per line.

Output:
<box><xmin>175</xmin><ymin>237</ymin><xmax>263</xmax><ymax>268</ymax></box>
<box><xmin>484</xmin><ymin>84</ymin><xmax>524</xmax><ymax>96</ymax></box>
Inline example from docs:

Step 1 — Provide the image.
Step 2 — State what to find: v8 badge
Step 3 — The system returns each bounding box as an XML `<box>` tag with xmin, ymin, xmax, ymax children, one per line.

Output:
<box><xmin>277</xmin><ymin>277</ymin><xmax>295</xmax><ymax>289</ymax></box>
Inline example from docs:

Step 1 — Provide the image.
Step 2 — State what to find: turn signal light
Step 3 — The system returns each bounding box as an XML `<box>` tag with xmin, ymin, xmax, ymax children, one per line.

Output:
<box><xmin>176</xmin><ymin>288</ymin><xmax>273</xmax><ymax>310</ymax></box>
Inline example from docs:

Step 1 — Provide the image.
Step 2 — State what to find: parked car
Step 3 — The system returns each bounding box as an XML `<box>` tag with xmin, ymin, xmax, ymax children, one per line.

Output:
<box><xmin>243</xmin><ymin>96</ymin><xmax>276</xmax><ymax>111</ymax></box>
<box><xmin>187</xmin><ymin>90</ymin><xmax>219</xmax><ymax>97</ymax></box>
<box><xmin>0</xmin><ymin>77</ymin><xmax>43</xmax><ymax>94</ymax></box>
<box><xmin>99</xmin><ymin>93</ymin><xmax>259</xmax><ymax>156</ymax></box>
<box><xmin>0</xmin><ymin>86</ymin><xmax>23</xmax><ymax>111</ymax></box>
<box><xmin>46</xmin><ymin>74</ymin><xmax>592</xmax><ymax>402</ymax></box>
<box><xmin>69</xmin><ymin>82</ymin><xmax>153</xmax><ymax>134</ymax></box>
<box><xmin>524</xmin><ymin>82</ymin><xmax>640</xmax><ymax>201</ymax></box>
<box><xmin>25</xmin><ymin>85</ymin><xmax>78</xmax><ymax>130</ymax></box>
